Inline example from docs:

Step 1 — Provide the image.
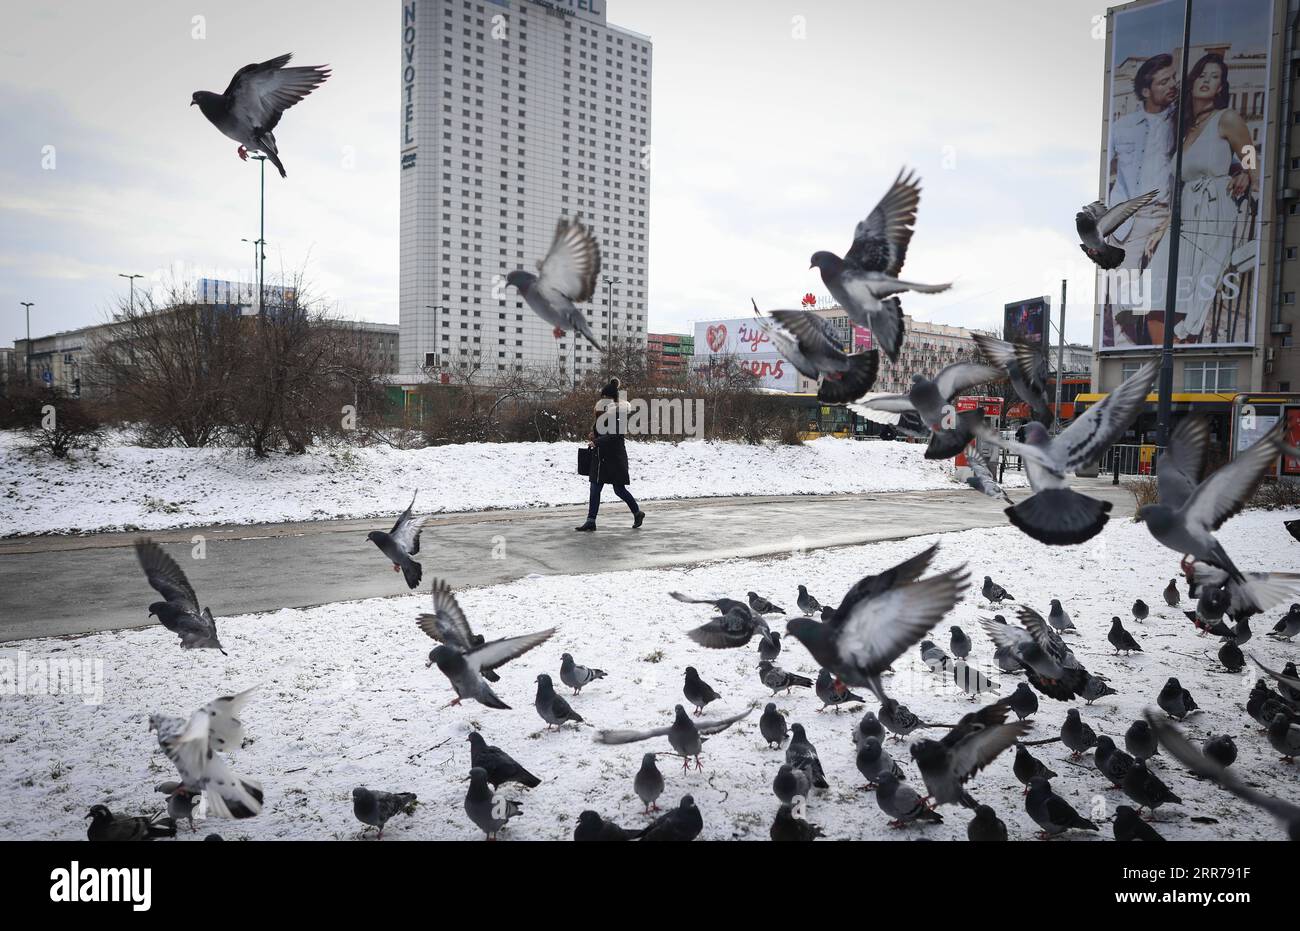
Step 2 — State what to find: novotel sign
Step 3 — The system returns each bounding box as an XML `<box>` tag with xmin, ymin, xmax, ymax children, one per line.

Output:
<box><xmin>401</xmin><ymin>1</ymin><xmax>417</xmax><ymax>166</ymax></box>
<box><xmin>526</xmin><ymin>0</ymin><xmax>605</xmax><ymax>22</ymax></box>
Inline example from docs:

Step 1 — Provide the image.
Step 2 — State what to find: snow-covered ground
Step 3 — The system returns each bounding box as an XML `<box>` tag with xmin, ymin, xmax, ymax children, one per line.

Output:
<box><xmin>0</xmin><ymin>432</ymin><xmax>1004</xmax><ymax>537</ymax></box>
<box><xmin>2</xmin><ymin>508</ymin><xmax>1297</xmax><ymax>841</ymax></box>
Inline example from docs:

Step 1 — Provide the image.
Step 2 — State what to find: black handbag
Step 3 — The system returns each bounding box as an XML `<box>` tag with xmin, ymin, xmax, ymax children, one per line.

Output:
<box><xmin>578</xmin><ymin>446</ymin><xmax>593</xmax><ymax>477</ymax></box>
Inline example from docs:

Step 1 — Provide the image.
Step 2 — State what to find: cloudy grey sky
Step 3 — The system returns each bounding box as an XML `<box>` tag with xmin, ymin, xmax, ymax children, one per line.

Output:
<box><xmin>0</xmin><ymin>0</ymin><xmax>1125</xmax><ymax>348</ymax></box>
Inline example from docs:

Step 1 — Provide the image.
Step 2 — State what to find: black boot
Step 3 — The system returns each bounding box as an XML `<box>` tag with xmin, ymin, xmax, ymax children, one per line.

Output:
<box><xmin>575</xmin><ymin>521</ymin><xmax>597</xmax><ymax>532</ymax></box>
<box><xmin>633</xmin><ymin>511</ymin><xmax>645</xmax><ymax>529</ymax></box>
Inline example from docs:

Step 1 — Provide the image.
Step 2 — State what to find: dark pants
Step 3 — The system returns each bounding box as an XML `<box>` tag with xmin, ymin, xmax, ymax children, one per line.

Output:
<box><xmin>587</xmin><ymin>483</ymin><xmax>639</xmax><ymax>521</ymax></box>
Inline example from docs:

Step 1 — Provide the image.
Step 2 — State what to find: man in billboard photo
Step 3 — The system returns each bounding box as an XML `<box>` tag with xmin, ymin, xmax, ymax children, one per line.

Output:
<box><xmin>1108</xmin><ymin>52</ymin><xmax>1178</xmax><ymax>347</ymax></box>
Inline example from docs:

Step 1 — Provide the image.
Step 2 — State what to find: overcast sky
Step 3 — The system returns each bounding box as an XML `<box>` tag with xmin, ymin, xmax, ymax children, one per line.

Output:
<box><xmin>0</xmin><ymin>0</ymin><xmax>1127</xmax><ymax>348</ymax></box>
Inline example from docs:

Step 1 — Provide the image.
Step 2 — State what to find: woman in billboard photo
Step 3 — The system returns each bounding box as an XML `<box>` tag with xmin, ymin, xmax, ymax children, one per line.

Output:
<box><xmin>575</xmin><ymin>377</ymin><xmax>646</xmax><ymax>532</ymax></box>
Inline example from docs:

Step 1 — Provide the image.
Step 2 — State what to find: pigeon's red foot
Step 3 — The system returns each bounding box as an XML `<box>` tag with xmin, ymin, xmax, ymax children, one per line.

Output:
<box><xmin>693</xmin><ymin>756</ymin><xmax>704</xmax><ymax>771</ymax></box>
<box><xmin>237</xmin><ymin>145</ymin><xmax>249</xmax><ymax>161</ymax></box>
<box><xmin>392</xmin><ymin>564</ymin><xmax>401</xmax><ymax>572</ymax></box>
<box><xmin>553</xmin><ymin>327</ymin><xmax>565</xmax><ymax>339</ymax></box>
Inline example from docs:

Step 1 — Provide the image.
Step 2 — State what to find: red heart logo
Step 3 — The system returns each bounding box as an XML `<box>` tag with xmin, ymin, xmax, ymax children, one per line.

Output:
<box><xmin>706</xmin><ymin>324</ymin><xmax>728</xmax><ymax>352</ymax></box>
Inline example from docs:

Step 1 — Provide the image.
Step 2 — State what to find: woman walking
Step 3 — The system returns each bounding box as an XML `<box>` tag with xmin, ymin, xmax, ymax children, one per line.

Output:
<box><xmin>576</xmin><ymin>377</ymin><xmax>645</xmax><ymax>532</ymax></box>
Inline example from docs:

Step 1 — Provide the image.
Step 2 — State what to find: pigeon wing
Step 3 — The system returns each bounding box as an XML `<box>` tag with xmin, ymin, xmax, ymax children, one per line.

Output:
<box><xmin>769</xmin><ymin>309</ymin><xmax>845</xmax><ymax>357</ymax></box>
<box><xmin>832</xmin><ymin>543</ymin><xmax>940</xmax><ymax>623</ymax></box>
<box><xmin>1158</xmin><ymin>416</ymin><xmax>1210</xmax><ymax>509</ymax></box>
<box><xmin>1095</xmin><ymin>190</ymin><xmax>1158</xmax><ymax>237</ymax></box>
<box><xmin>695</xmin><ymin>707</ymin><xmax>754</xmax><ymax>736</ymax></box>
<box><xmin>852</xmin><ymin>393</ymin><xmax>915</xmax><ymax>414</ymax></box>
<box><xmin>466</xmin><ymin>628</ymin><xmax>556</xmax><ymax>674</ymax></box>
<box><xmin>225</xmin><ymin>53</ymin><xmax>330</xmax><ymax>134</ymax></box>
<box><xmin>536</xmin><ymin>218</ymin><xmax>601</xmax><ymax>302</ymax></box>
<box><xmin>844</xmin><ymin>168</ymin><xmax>921</xmax><ymax>276</ymax></box>
<box><xmin>1051</xmin><ymin>359</ymin><xmax>1157</xmax><ymax>470</ymax></box>
<box><xmin>1182</xmin><ymin>421</ymin><xmax>1285</xmax><ymax>533</ymax></box>
<box><xmin>933</xmin><ymin>362</ymin><xmax>1004</xmax><ymax>401</ymax></box>
<box><xmin>949</xmin><ymin>721</ymin><xmax>1030</xmax><ymax>784</ymax></box>
<box><xmin>417</xmin><ymin>580</ymin><xmax>476</xmax><ymax>649</ymax></box>
<box><xmin>834</xmin><ymin>566</ymin><xmax>969</xmax><ymax>673</ymax></box>
<box><xmin>135</xmin><ymin>541</ymin><xmax>200</xmax><ymax>613</ymax></box>
<box><xmin>389</xmin><ymin>492</ymin><xmax>425</xmax><ymax>555</ymax></box>
<box><xmin>593</xmin><ymin>724</ymin><xmax>674</xmax><ymax>745</ymax></box>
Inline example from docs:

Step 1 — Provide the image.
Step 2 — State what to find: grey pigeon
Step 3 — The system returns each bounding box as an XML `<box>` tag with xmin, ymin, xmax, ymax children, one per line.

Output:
<box><xmin>1269</xmin><ymin>713</ymin><xmax>1300</xmax><ymax>761</ymax></box>
<box><xmin>634</xmin><ymin>753</ymin><xmax>664</xmax><ymax>813</ymax></box>
<box><xmin>1250</xmin><ymin>655</ymin><xmax>1300</xmax><ymax>704</ymax></box>
<box><xmin>949</xmin><ymin>626</ymin><xmax>972</xmax><ymax>660</ymax></box>
<box><xmin>1124</xmin><ymin>720</ymin><xmax>1160</xmax><ymax>762</ymax></box>
<box><xmin>982</xmin><ymin>576</ymin><xmax>1015</xmax><ymax>604</ymax></box>
<box><xmin>686</xmin><ymin>606</ymin><xmax>769</xmax><ymax>649</ymax></box>
<box><xmin>1203</xmin><ymin>735</ymin><xmax>1237</xmax><ymax>769</ymax></box>
<box><xmin>430</xmin><ymin>616</ymin><xmax>554</xmax><ymax>711</ymax></box>
<box><xmin>967</xmin><ymin>804</ymin><xmax>1008</xmax><ymax>842</ymax></box>
<box><xmin>759</xmin><ymin>702</ymin><xmax>789</xmax><ymax>749</ymax></box>
<box><xmin>1025</xmin><ymin>777</ymin><xmax>1098</xmax><ymax>838</ymax></box>
<box><xmin>758</xmin><ymin>661</ymin><xmax>813</xmax><ymax>695</ymax></box>
<box><xmin>574</xmin><ymin>810</ymin><xmax>646</xmax><ymax>842</ymax></box>
<box><xmin>1122</xmin><ymin>760</ymin><xmax>1181</xmax><ymax>814</ymax></box>
<box><xmin>464</xmin><ymin>767</ymin><xmax>522</xmax><ymax>840</ymax></box>
<box><xmin>797</xmin><ymin>585</ymin><xmax>822</xmax><ymax>615</ymax></box>
<box><xmin>595</xmin><ymin>705</ymin><xmax>752</xmax><ymax>771</ymax></box>
<box><xmin>757</xmin><ymin>629</ymin><xmax>782</xmax><ymax>663</ymax></box>
<box><xmin>1047</xmin><ymin>599</ymin><xmax>1076</xmax><ymax>634</ymax></box>
<box><xmin>980</xmin><ymin>608</ymin><xmax>1091</xmax><ymax>701</ymax></box>
<box><xmin>1108</xmin><ymin>617</ymin><xmax>1141</xmax><ymax>655</ymax></box>
<box><xmin>155</xmin><ymin>781</ymin><xmax>198</xmax><ymax>832</ymax></box>
<box><xmin>1163</xmin><ymin>579</ymin><xmax>1180</xmax><ymax>607</ymax></box>
<box><xmin>910</xmin><ymin>703</ymin><xmax>1028</xmax><ymax>808</ymax></box>
<box><xmin>964</xmin><ymin>448</ymin><xmax>1014</xmax><ymax>504</ymax></box>
<box><xmin>784</xmin><ymin>544</ymin><xmax>968</xmax><ymax>704</ymax></box>
<box><xmin>754</xmin><ymin>302</ymin><xmax>880</xmax><ymax>405</ymax></box>
<box><xmin>951</xmin><ymin>661</ymin><xmax>1000</xmax><ymax>700</ymax></box>
<box><xmin>560</xmin><ymin>652</ymin><xmax>606</xmax><ymax>695</ymax></box>
<box><xmin>748</xmin><ymin>592</ymin><xmax>786</xmax><ymax>615</ymax></box>
<box><xmin>815</xmin><ymin>667</ymin><xmax>865</xmax><ymax>712</ymax></box>
<box><xmin>919</xmin><ymin>639</ymin><xmax>951</xmax><ymax>672</ymax></box>
<box><xmin>1132</xmin><ymin>599</ymin><xmax>1149</xmax><ymax>622</ymax></box>
<box><xmin>1075</xmin><ymin>190</ymin><xmax>1158</xmax><ymax>268</ymax></box>
<box><xmin>1114</xmin><ymin>804</ymin><xmax>1165</xmax><ymax>841</ymax></box>
<box><xmin>1157</xmin><ymin>677</ymin><xmax>1198</xmax><ymax>720</ymax></box>
<box><xmin>1218</xmin><ymin>640</ymin><xmax>1245</xmax><ymax>672</ymax></box>
<box><xmin>875</xmin><ymin>772</ymin><xmax>942</xmax><ymax>827</ymax></box>
<box><xmin>669</xmin><ymin>591</ymin><xmax>752</xmax><ymax>617</ymax></box>
<box><xmin>854</xmin><ymin>363</ymin><xmax>1004</xmax><ymax>460</ymax></box>
<box><xmin>1082</xmin><ymin>674</ymin><xmax>1117</xmax><ymax>705</ymax></box>
<box><xmin>149</xmin><ymin>686</ymin><xmax>262</xmax><ymax>819</ymax></box>
<box><xmin>1013</xmin><ymin>744</ymin><xmax>1056</xmax><ymax>791</ymax></box>
<box><xmin>352</xmin><ymin>787</ymin><xmax>417</xmax><ymax>839</ymax></box>
<box><xmin>1094</xmin><ymin>736</ymin><xmax>1135</xmax><ymax>789</ymax></box>
<box><xmin>809</xmin><ymin>168</ymin><xmax>950</xmax><ymax>362</ymax></box>
<box><xmin>1147</xmin><ymin>712</ymin><xmax>1300</xmax><ymax>840</ymax></box>
<box><xmin>467</xmin><ymin>731</ymin><xmax>540</xmax><ymax>789</ymax></box>
<box><xmin>854</xmin><ymin>710</ymin><xmax>886</xmax><ymax>748</ymax></box>
<box><xmin>134</xmin><ymin>540</ymin><xmax>226</xmax><ymax>654</ymax></box>
<box><xmin>856</xmin><ymin>736</ymin><xmax>905</xmax><ymax>787</ymax></box>
<box><xmin>1270</xmin><ymin>604</ymin><xmax>1300</xmax><ymax>641</ymax></box>
<box><xmin>771</xmin><ymin>803</ymin><xmax>824</xmax><ymax>841</ymax></box>
<box><xmin>682</xmin><ymin>666</ymin><xmax>721</xmax><ymax>715</ymax></box>
<box><xmin>879</xmin><ymin>697</ymin><xmax>931</xmax><ymax>740</ymax></box>
<box><xmin>976</xmin><ymin>360</ymin><xmax>1157</xmax><ymax>544</ymax></box>
<box><xmin>1007</xmin><ymin>683</ymin><xmax>1038</xmax><ymax>721</ymax></box>
<box><xmin>1061</xmin><ymin>708</ymin><xmax>1097</xmax><ymax>759</ymax></box>
<box><xmin>972</xmin><ymin>333</ymin><xmax>1051</xmax><ymax>426</ymax></box>
<box><xmin>773</xmin><ymin>763</ymin><xmax>813</xmax><ymax>804</ymax></box>
<box><xmin>366</xmin><ymin>492</ymin><xmax>424</xmax><ymax>589</ymax></box>
<box><xmin>534</xmin><ymin>673</ymin><xmax>585</xmax><ymax>729</ymax></box>
<box><xmin>786</xmin><ymin>723</ymin><xmax>829</xmax><ymax>789</ymax></box>
<box><xmin>641</xmin><ymin>795</ymin><xmax>702</xmax><ymax>842</ymax></box>
<box><xmin>506</xmin><ymin>218</ymin><xmax>602</xmax><ymax>350</ymax></box>
<box><xmin>417</xmin><ymin>579</ymin><xmax>498</xmax><ymax>680</ymax></box>
<box><xmin>85</xmin><ymin>805</ymin><xmax>175</xmax><ymax>842</ymax></box>
<box><xmin>1137</xmin><ymin>417</ymin><xmax>1293</xmax><ymax>586</ymax></box>
<box><xmin>191</xmin><ymin>53</ymin><xmax>330</xmax><ymax>177</ymax></box>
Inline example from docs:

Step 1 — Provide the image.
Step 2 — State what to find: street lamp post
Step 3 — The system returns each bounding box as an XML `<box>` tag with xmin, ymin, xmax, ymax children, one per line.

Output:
<box><xmin>19</xmin><ymin>301</ymin><xmax>33</xmax><ymax>384</ymax></box>
<box><xmin>118</xmin><ymin>273</ymin><xmax>143</xmax><ymax>314</ymax></box>
<box><xmin>251</xmin><ymin>154</ymin><xmax>267</xmax><ymax>314</ymax></box>
<box><xmin>242</xmin><ymin>238</ymin><xmax>267</xmax><ymax>309</ymax></box>
<box><xmin>602</xmin><ymin>275</ymin><xmax>620</xmax><ymax>378</ymax></box>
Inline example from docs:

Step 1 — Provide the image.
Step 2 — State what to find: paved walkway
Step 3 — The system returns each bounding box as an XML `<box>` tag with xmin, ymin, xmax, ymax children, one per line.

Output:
<box><xmin>0</xmin><ymin>480</ymin><xmax>1137</xmax><ymax>642</ymax></box>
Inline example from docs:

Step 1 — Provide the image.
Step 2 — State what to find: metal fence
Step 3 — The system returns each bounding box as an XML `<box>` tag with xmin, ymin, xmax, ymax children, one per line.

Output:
<box><xmin>1098</xmin><ymin>444</ymin><xmax>1165</xmax><ymax>477</ymax></box>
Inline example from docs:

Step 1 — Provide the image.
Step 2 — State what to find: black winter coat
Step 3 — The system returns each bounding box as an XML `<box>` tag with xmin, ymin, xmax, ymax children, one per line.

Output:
<box><xmin>591</xmin><ymin>417</ymin><xmax>631</xmax><ymax>486</ymax></box>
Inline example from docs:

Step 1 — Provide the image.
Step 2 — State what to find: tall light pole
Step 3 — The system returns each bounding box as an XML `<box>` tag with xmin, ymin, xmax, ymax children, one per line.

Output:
<box><xmin>19</xmin><ymin>301</ymin><xmax>33</xmax><ymax>384</ymax></box>
<box><xmin>243</xmin><ymin>238</ymin><xmax>267</xmax><ymax>309</ymax></box>
<box><xmin>251</xmin><ymin>154</ymin><xmax>267</xmax><ymax>315</ymax></box>
<box><xmin>118</xmin><ymin>273</ymin><xmax>143</xmax><ymax>314</ymax></box>
<box><xmin>602</xmin><ymin>275</ymin><xmax>620</xmax><ymax>377</ymax></box>
<box><xmin>1054</xmin><ymin>279</ymin><xmax>1067</xmax><ymax>431</ymax></box>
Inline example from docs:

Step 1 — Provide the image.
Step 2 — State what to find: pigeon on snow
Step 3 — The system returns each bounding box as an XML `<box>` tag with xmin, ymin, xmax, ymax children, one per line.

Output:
<box><xmin>85</xmin><ymin>805</ymin><xmax>175</xmax><ymax>842</ymax></box>
<box><xmin>352</xmin><ymin>787</ymin><xmax>417</xmax><ymax>839</ymax></box>
<box><xmin>464</xmin><ymin>767</ymin><xmax>522</xmax><ymax>840</ymax></box>
<box><xmin>594</xmin><ymin>705</ymin><xmax>751</xmax><ymax>771</ymax></box>
<box><xmin>560</xmin><ymin>652</ymin><xmax>606</xmax><ymax>695</ymax></box>
<box><xmin>467</xmin><ymin>731</ymin><xmax>541</xmax><ymax>789</ymax></box>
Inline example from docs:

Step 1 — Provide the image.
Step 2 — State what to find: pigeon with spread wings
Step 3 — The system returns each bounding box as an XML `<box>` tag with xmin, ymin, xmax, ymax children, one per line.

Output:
<box><xmin>506</xmin><ymin>218</ymin><xmax>602</xmax><ymax>350</ymax></box>
<box><xmin>191</xmin><ymin>53</ymin><xmax>330</xmax><ymax>177</ymax></box>
<box><xmin>809</xmin><ymin>169</ymin><xmax>951</xmax><ymax>361</ymax></box>
<box><xmin>976</xmin><ymin>358</ymin><xmax>1158</xmax><ymax>544</ymax></box>
<box><xmin>851</xmin><ymin>360</ymin><xmax>1004</xmax><ymax>460</ymax></box>
<box><xmin>1076</xmin><ymin>190</ymin><xmax>1158</xmax><ymax>269</ymax></box>
<box><xmin>149</xmin><ymin>687</ymin><xmax>263</xmax><ymax>819</ymax></box>
<box><xmin>751</xmin><ymin>301</ymin><xmax>880</xmax><ymax>404</ymax></box>
<box><xmin>417</xmin><ymin>579</ymin><xmax>498</xmax><ymax>681</ymax></box>
<box><xmin>784</xmin><ymin>544</ymin><xmax>969</xmax><ymax>704</ymax></box>
<box><xmin>367</xmin><ymin>492</ymin><xmax>425</xmax><ymax>590</ymax></box>
<box><xmin>134</xmin><ymin>540</ymin><xmax>226</xmax><ymax>654</ymax></box>
<box><xmin>910</xmin><ymin>703</ymin><xmax>1030</xmax><ymax>808</ymax></box>
<box><xmin>594</xmin><ymin>706</ymin><xmax>752</xmax><ymax>771</ymax></box>
<box><xmin>972</xmin><ymin>333</ymin><xmax>1051</xmax><ymax>426</ymax></box>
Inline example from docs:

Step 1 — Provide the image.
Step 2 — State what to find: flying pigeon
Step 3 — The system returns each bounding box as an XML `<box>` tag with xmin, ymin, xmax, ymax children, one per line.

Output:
<box><xmin>787</xmin><ymin>723</ymin><xmax>829</xmax><ymax>789</ymax></box>
<box><xmin>875</xmin><ymin>772</ymin><xmax>943</xmax><ymax>827</ymax></box>
<box><xmin>758</xmin><ymin>661</ymin><xmax>813</xmax><ymax>695</ymax></box>
<box><xmin>424</xmin><ymin>585</ymin><xmax>554</xmax><ymax>710</ymax></box>
<box><xmin>965</xmin><ymin>448</ymin><xmax>1013</xmax><ymax>504</ymax></box>
<box><xmin>979</xmin><ymin>608</ymin><xmax>1090</xmax><ymax>701</ymax></box>
<box><xmin>634</xmin><ymin>753</ymin><xmax>664</xmax><ymax>813</ymax></box>
<box><xmin>1108</xmin><ymin>617</ymin><xmax>1141</xmax><ymax>655</ymax></box>
<box><xmin>85</xmin><ymin>806</ymin><xmax>175</xmax><ymax>842</ymax></box>
<box><xmin>1114</xmin><ymin>805</ymin><xmax>1165</xmax><ymax>842</ymax></box>
<box><xmin>534</xmin><ymin>673</ymin><xmax>585</xmax><ymax>729</ymax></box>
<box><xmin>815</xmin><ymin>667</ymin><xmax>866</xmax><ymax>712</ymax></box>
<box><xmin>464</xmin><ymin>767</ymin><xmax>522</xmax><ymax>840</ymax></box>
<box><xmin>1288</xmin><ymin>519</ymin><xmax>1300</xmax><ymax>542</ymax></box>
<box><xmin>784</xmin><ymin>544</ymin><xmax>969</xmax><ymax>704</ymax></box>
<box><xmin>1163</xmin><ymin>578</ymin><xmax>1180</xmax><ymax>607</ymax></box>
<box><xmin>506</xmin><ymin>218</ymin><xmax>602</xmax><ymax>349</ymax></box>
<box><xmin>594</xmin><ymin>705</ymin><xmax>751</xmax><ymax>771</ymax></box>
<box><xmin>852</xmin><ymin>362</ymin><xmax>1004</xmax><ymax>460</ymax></box>
<box><xmin>641</xmin><ymin>795</ymin><xmax>703</xmax><ymax>842</ymax></box>
<box><xmin>366</xmin><ymin>492</ymin><xmax>425</xmax><ymax>589</ymax></box>
<box><xmin>910</xmin><ymin>703</ymin><xmax>1029</xmax><ymax>808</ymax></box>
<box><xmin>669</xmin><ymin>591</ymin><xmax>752</xmax><ymax>616</ymax></box>
<box><xmin>191</xmin><ymin>53</ymin><xmax>330</xmax><ymax>177</ymax></box>
<box><xmin>771</xmin><ymin>803</ymin><xmax>825</xmax><ymax>842</ymax></box>
<box><xmin>748</xmin><ymin>592</ymin><xmax>786</xmax><ymax>615</ymax></box>
<box><xmin>1047</xmin><ymin>599</ymin><xmax>1076</xmax><ymax>634</ymax></box>
<box><xmin>1157</xmin><ymin>677</ymin><xmax>1198</xmax><ymax>720</ymax></box>
<box><xmin>1137</xmin><ymin>416</ymin><xmax>1294</xmax><ymax>586</ymax></box>
<box><xmin>134</xmin><ymin>540</ymin><xmax>226</xmax><ymax>654</ymax></box>
<box><xmin>983</xmin><ymin>577</ymin><xmax>1015</xmax><ymax>604</ymax></box>
<box><xmin>683</xmin><ymin>666</ymin><xmax>722</xmax><ymax>715</ymax></box>
<box><xmin>1061</xmin><ymin>708</ymin><xmax>1097</xmax><ymax>759</ymax></box>
<box><xmin>560</xmin><ymin>652</ymin><xmax>606</xmax><ymax>695</ymax></box>
<box><xmin>856</xmin><ymin>736</ymin><xmax>905</xmax><ymax>788</ymax></box>
<box><xmin>809</xmin><ymin>168</ymin><xmax>951</xmax><ymax>361</ymax></box>
<box><xmin>967</xmin><ymin>804</ymin><xmax>1008</xmax><ymax>842</ymax></box>
<box><xmin>1188</xmin><ymin>563</ymin><xmax>1300</xmax><ymax>628</ymax></box>
<box><xmin>972</xmin><ymin>333</ymin><xmax>1051</xmax><ymax>425</ymax></box>
<box><xmin>1025</xmin><ymin>777</ymin><xmax>1098</xmax><ymax>838</ymax></box>
<box><xmin>149</xmin><ymin>686</ymin><xmax>263</xmax><ymax>819</ymax></box>
<box><xmin>1248</xmin><ymin>654</ymin><xmax>1300</xmax><ymax>702</ymax></box>
<box><xmin>949</xmin><ymin>625</ymin><xmax>972</xmax><ymax>660</ymax></box>
<box><xmin>759</xmin><ymin>702</ymin><xmax>789</xmax><ymax>748</ymax></box>
<box><xmin>574</xmin><ymin>810</ymin><xmax>646</xmax><ymax>842</ymax></box>
<box><xmin>352</xmin><ymin>787</ymin><xmax>417</xmax><ymax>839</ymax></box>
<box><xmin>466</xmin><ymin>731</ymin><xmax>540</xmax><ymax>789</ymax></box>
<box><xmin>752</xmin><ymin>301</ymin><xmax>880</xmax><ymax>404</ymax></box>
<box><xmin>976</xmin><ymin>359</ymin><xmax>1158</xmax><ymax>544</ymax></box>
<box><xmin>1122</xmin><ymin>760</ymin><xmax>1181</xmax><ymax>814</ymax></box>
<box><xmin>797</xmin><ymin>585</ymin><xmax>822</xmax><ymax>615</ymax></box>
<box><xmin>1075</xmin><ymin>190</ymin><xmax>1159</xmax><ymax>269</ymax></box>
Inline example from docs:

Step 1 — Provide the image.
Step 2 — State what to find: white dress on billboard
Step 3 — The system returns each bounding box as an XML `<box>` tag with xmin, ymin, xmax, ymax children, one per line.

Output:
<box><xmin>1172</xmin><ymin>109</ymin><xmax>1236</xmax><ymax>342</ymax></box>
